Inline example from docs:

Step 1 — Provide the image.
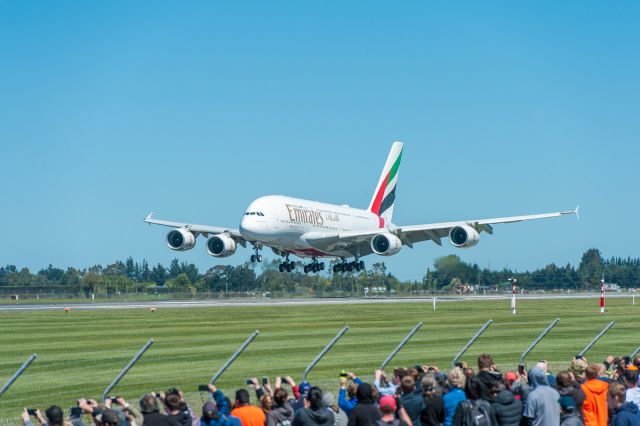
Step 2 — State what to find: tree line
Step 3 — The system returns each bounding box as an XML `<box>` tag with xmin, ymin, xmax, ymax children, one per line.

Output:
<box><xmin>0</xmin><ymin>248</ymin><xmax>637</xmax><ymax>295</ymax></box>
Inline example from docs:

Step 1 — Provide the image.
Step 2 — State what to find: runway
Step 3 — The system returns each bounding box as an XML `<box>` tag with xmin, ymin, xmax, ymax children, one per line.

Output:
<box><xmin>0</xmin><ymin>293</ymin><xmax>634</xmax><ymax>311</ymax></box>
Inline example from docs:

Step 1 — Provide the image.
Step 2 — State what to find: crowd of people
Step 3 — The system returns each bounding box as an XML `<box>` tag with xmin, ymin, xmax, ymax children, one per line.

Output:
<box><xmin>20</xmin><ymin>354</ymin><xmax>640</xmax><ymax>426</ymax></box>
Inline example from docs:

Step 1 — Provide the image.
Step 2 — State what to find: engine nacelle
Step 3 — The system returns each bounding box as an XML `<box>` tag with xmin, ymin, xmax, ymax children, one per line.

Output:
<box><xmin>371</xmin><ymin>233</ymin><xmax>403</xmax><ymax>256</ymax></box>
<box><xmin>207</xmin><ymin>234</ymin><xmax>237</xmax><ymax>258</ymax></box>
<box><xmin>449</xmin><ymin>225</ymin><xmax>480</xmax><ymax>248</ymax></box>
<box><xmin>166</xmin><ymin>229</ymin><xmax>196</xmax><ymax>251</ymax></box>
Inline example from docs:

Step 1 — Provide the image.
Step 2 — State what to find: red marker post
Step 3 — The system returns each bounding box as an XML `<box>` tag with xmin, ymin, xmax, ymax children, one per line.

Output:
<box><xmin>511</xmin><ymin>278</ymin><xmax>517</xmax><ymax>315</ymax></box>
<box><xmin>600</xmin><ymin>278</ymin><xmax>605</xmax><ymax>314</ymax></box>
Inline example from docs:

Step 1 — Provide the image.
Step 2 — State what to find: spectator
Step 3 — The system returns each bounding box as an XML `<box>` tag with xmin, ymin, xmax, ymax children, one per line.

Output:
<box><xmin>322</xmin><ymin>392</ymin><xmax>348</xmax><ymax>426</ymax></box>
<box><xmin>535</xmin><ymin>360</ymin><xmax>555</xmax><ymax>387</ymax></box>
<box><xmin>165</xmin><ymin>393</ymin><xmax>193</xmax><ymax>426</ymax></box>
<box><xmin>581</xmin><ymin>365</ymin><xmax>609</xmax><ymax>426</ymax></box>
<box><xmin>21</xmin><ymin>406</ymin><xmax>64</xmax><ymax>426</ymax></box>
<box><xmin>556</xmin><ymin>370</ymin><xmax>586</xmax><ymax>417</ymax></box>
<box><xmin>489</xmin><ymin>381</ymin><xmax>522</xmax><ymax>426</ymax></box>
<box><xmin>625</xmin><ymin>369</ymin><xmax>640</xmax><ymax>409</ymax></box>
<box><xmin>419</xmin><ymin>374</ymin><xmax>444</xmax><ymax>426</ymax></box>
<box><xmin>375</xmin><ymin>370</ymin><xmax>396</xmax><ymax>397</ymax></box>
<box><xmin>571</xmin><ymin>357</ymin><xmax>589</xmax><ymax>384</ymax></box>
<box><xmin>267</xmin><ymin>388</ymin><xmax>294</xmax><ymax>426</ymax></box>
<box><xmin>97</xmin><ymin>409</ymin><xmax>122</xmax><ymax>426</ymax></box>
<box><xmin>398</xmin><ymin>375</ymin><xmax>424</xmax><ymax>426</ymax></box>
<box><xmin>261</xmin><ymin>394</ymin><xmax>274</xmax><ymax>415</ymax></box>
<box><xmin>609</xmin><ymin>383</ymin><xmax>640</xmax><ymax>426</ymax></box>
<box><xmin>452</xmin><ymin>376</ymin><xmax>491</xmax><ymax>426</ymax></box>
<box><xmin>442</xmin><ymin>368</ymin><xmax>466</xmax><ymax>426</ymax></box>
<box><xmin>476</xmin><ymin>354</ymin><xmax>501</xmax><ymax>402</ymax></box>
<box><xmin>347</xmin><ymin>383</ymin><xmax>381</xmax><ymax>426</ymax></box>
<box><xmin>201</xmin><ymin>401</ymin><xmax>241</xmax><ymax>426</ymax></box>
<box><xmin>523</xmin><ymin>367</ymin><xmax>560</xmax><ymax>426</ymax></box>
<box><xmin>559</xmin><ymin>396</ymin><xmax>583</xmax><ymax>426</ymax></box>
<box><xmin>377</xmin><ymin>396</ymin><xmax>409</xmax><ymax>426</ymax></box>
<box><xmin>339</xmin><ymin>380</ymin><xmax>360</xmax><ymax>416</ymax></box>
<box><xmin>292</xmin><ymin>387</ymin><xmax>334</xmax><ymax>426</ymax></box>
<box><xmin>140</xmin><ymin>394</ymin><xmax>178</xmax><ymax>426</ymax></box>
<box><xmin>231</xmin><ymin>389</ymin><xmax>266</xmax><ymax>426</ymax></box>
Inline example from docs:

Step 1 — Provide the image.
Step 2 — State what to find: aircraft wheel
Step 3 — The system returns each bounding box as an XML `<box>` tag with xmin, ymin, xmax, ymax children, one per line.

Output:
<box><xmin>320</xmin><ymin>262</ymin><xmax>325</xmax><ymax>270</ymax></box>
<box><xmin>304</xmin><ymin>265</ymin><xmax>309</xmax><ymax>273</ymax></box>
<box><xmin>332</xmin><ymin>265</ymin><xmax>338</xmax><ymax>273</ymax></box>
<box><xmin>257</xmin><ymin>255</ymin><xmax>263</xmax><ymax>262</ymax></box>
<box><xmin>347</xmin><ymin>263</ymin><xmax>353</xmax><ymax>272</ymax></box>
<box><xmin>279</xmin><ymin>264</ymin><xmax>284</xmax><ymax>272</ymax></box>
<box><xmin>250</xmin><ymin>255</ymin><xmax>256</xmax><ymax>262</ymax></box>
<box><xmin>359</xmin><ymin>260</ymin><xmax>365</xmax><ymax>270</ymax></box>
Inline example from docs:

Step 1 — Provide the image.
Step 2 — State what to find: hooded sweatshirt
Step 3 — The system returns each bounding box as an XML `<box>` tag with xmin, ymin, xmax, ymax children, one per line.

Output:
<box><xmin>523</xmin><ymin>367</ymin><xmax>560</xmax><ymax>426</ymax></box>
<box><xmin>347</xmin><ymin>384</ymin><xmax>381</xmax><ymax>426</ymax></box>
<box><xmin>292</xmin><ymin>407</ymin><xmax>334</xmax><ymax>426</ymax></box>
<box><xmin>489</xmin><ymin>389</ymin><xmax>522</xmax><ymax>426</ymax></box>
<box><xmin>613</xmin><ymin>402</ymin><xmax>640</xmax><ymax>426</ymax></box>
<box><xmin>267</xmin><ymin>404</ymin><xmax>294</xmax><ymax>426</ymax></box>
<box><xmin>581</xmin><ymin>378</ymin><xmax>609</xmax><ymax>426</ymax></box>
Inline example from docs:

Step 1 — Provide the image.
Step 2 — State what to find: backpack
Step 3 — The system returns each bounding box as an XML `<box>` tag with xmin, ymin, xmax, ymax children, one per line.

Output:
<box><xmin>458</xmin><ymin>400</ymin><xmax>492</xmax><ymax>426</ymax></box>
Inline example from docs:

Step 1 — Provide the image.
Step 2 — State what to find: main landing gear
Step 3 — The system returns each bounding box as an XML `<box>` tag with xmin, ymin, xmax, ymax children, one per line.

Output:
<box><xmin>303</xmin><ymin>258</ymin><xmax>325</xmax><ymax>274</ymax></box>
<box><xmin>333</xmin><ymin>259</ymin><xmax>365</xmax><ymax>273</ymax></box>
<box><xmin>250</xmin><ymin>245</ymin><xmax>263</xmax><ymax>263</ymax></box>
<box><xmin>279</xmin><ymin>256</ymin><xmax>296</xmax><ymax>272</ymax></box>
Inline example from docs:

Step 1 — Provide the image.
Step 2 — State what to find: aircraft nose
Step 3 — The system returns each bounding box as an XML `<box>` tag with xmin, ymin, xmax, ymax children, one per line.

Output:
<box><xmin>240</xmin><ymin>216</ymin><xmax>266</xmax><ymax>239</ymax></box>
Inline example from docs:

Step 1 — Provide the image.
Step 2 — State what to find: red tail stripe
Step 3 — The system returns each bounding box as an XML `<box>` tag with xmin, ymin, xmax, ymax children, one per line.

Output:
<box><xmin>370</xmin><ymin>170</ymin><xmax>390</xmax><ymax>215</ymax></box>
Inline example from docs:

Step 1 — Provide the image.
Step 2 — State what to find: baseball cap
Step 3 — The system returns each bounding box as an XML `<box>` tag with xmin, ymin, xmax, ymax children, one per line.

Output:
<box><xmin>505</xmin><ymin>372</ymin><xmax>517</xmax><ymax>382</ymax></box>
<box><xmin>558</xmin><ymin>395</ymin><xmax>576</xmax><ymax>410</ymax></box>
<box><xmin>298</xmin><ymin>381</ymin><xmax>312</xmax><ymax>396</ymax></box>
<box><xmin>379</xmin><ymin>395</ymin><xmax>397</xmax><ymax>412</ymax></box>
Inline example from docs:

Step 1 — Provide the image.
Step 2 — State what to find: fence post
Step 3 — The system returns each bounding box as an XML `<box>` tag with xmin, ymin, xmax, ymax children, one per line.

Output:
<box><xmin>451</xmin><ymin>320</ymin><xmax>493</xmax><ymax>369</ymax></box>
<box><xmin>630</xmin><ymin>345</ymin><xmax>640</xmax><ymax>360</ymax></box>
<box><xmin>380</xmin><ymin>323</ymin><xmax>423</xmax><ymax>370</ymax></box>
<box><xmin>578</xmin><ymin>321</ymin><xmax>616</xmax><ymax>358</ymax></box>
<box><xmin>102</xmin><ymin>339</ymin><xmax>154</xmax><ymax>402</ymax></box>
<box><xmin>0</xmin><ymin>354</ymin><xmax>37</xmax><ymax>399</ymax></box>
<box><xmin>518</xmin><ymin>318</ymin><xmax>560</xmax><ymax>367</ymax></box>
<box><xmin>302</xmin><ymin>325</ymin><xmax>349</xmax><ymax>382</ymax></box>
<box><xmin>211</xmin><ymin>330</ymin><xmax>260</xmax><ymax>384</ymax></box>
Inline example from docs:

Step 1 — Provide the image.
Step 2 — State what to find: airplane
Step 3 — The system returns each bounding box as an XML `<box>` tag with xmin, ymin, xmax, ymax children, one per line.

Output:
<box><xmin>144</xmin><ymin>142</ymin><xmax>579</xmax><ymax>274</ymax></box>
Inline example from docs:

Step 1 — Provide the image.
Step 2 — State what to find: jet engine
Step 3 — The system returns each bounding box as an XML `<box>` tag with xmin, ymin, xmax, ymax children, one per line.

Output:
<box><xmin>449</xmin><ymin>225</ymin><xmax>480</xmax><ymax>248</ymax></box>
<box><xmin>166</xmin><ymin>229</ymin><xmax>196</xmax><ymax>251</ymax></box>
<box><xmin>371</xmin><ymin>233</ymin><xmax>402</xmax><ymax>256</ymax></box>
<box><xmin>207</xmin><ymin>234</ymin><xmax>237</xmax><ymax>258</ymax></box>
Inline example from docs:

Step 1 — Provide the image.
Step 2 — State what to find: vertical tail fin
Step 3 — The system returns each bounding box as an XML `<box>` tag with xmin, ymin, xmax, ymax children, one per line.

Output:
<box><xmin>368</xmin><ymin>141</ymin><xmax>403</xmax><ymax>224</ymax></box>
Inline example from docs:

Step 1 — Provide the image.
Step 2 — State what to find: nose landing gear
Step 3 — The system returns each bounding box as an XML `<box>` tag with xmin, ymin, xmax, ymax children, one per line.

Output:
<box><xmin>250</xmin><ymin>245</ymin><xmax>263</xmax><ymax>263</ymax></box>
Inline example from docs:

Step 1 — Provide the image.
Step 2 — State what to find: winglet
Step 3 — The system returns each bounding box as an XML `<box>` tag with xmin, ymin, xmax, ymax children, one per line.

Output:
<box><xmin>144</xmin><ymin>212</ymin><xmax>154</xmax><ymax>223</ymax></box>
<box><xmin>574</xmin><ymin>205</ymin><xmax>580</xmax><ymax>220</ymax></box>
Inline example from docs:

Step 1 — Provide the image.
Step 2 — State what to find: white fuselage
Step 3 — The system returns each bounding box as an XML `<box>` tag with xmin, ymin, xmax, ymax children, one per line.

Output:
<box><xmin>239</xmin><ymin>195</ymin><xmax>382</xmax><ymax>258</ymax></box>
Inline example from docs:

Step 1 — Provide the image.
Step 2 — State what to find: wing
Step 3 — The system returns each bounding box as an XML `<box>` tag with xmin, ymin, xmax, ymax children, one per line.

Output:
<box><xmin>143</xmin><ymin>213</ymin><xmax>247</xmax><ymax>246</ymax></box>
<box><xmin>303</xmin><ymin>206</ymin><xmax>579</xmax><ymax>253</ymax></box>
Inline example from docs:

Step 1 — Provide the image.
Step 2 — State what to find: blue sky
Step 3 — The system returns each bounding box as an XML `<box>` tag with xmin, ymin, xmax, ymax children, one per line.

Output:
<box><xmin>1</xmin><ymin>1</ymin><xmax>638</xmax><ymax>281</ymax></box>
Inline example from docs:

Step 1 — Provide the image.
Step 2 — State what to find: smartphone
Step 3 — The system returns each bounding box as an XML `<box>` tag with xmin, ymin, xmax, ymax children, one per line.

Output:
<box><xmin>518</xmin><ymin>364</ymin><xmax>525</xmax><ymax>375</ymax></box>
<box><xmin>70</xmin><ymin>407</ymin><xmax>83</xmax><ymax>417</ymax></box>
<box><xmin>245</xmin><ymin>379</ymin><xmax>253</xmax><ymax>385</ymax></box>
<box><xmin>198</xmin><ymin>385</ymin><xmax>210</xmax><ymax>392</ymax></box>
<box><xmin>280</xmin><ymin>377</ymin><xmax>289</xmax><ymax>384</ymax></box>
<box><xmin>27</xmin><ymin>409</ymin><xmax>37</xmax><ymax>416</ymax></box>
<box><xmin>339</xmin><ymin>371</ymin><xmax>348</xmax><ymax>379</ymax></box>
<box><xmin>262</xmin><ymin>377</ymin><xmax>269</xmax><ymax>386</ymax></box>
<box><xmin>154</xmin><ymin>392</ymin><xmax>161</xmax><ymax>398</ymax></box>
<box><xmin>110</xmin><ymin>397</ymin><xmax>119</xmax><ymax>404</ymax></box>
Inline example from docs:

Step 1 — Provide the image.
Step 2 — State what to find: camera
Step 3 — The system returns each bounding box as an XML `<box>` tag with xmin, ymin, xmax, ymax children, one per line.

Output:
<box><xmin>245</xmin><ymin>379</ymin><xmax>254</xmax><ymax>385</ymax></box>
<box><xmin>198</xmin><ymin>385</ymin><xmax>210</xmax><ymax>392</ymax></box>
<box><xmin>154</xmin><ymin>392</ymin><xmax>162</xmax><ymax>398</ymax></box>
<box><xmin>26</xmin><ymin>409</ymin><xmax>37</xmax><ymax>416</ymax></box>
<box><xmin>518</xmin><ymin>364</ymin><xmax>525</xmax><ymax>375</ymax></box>
<box><xmin>339</xmin><ymin>370</ymin><xmax>348</xmax><ymax>378</ymax></box>
<box><xmin>109</xmin><ymin>397</ymin><xmax>119</xmax><ymax>404</ymax></box>
<box><xmin>262</xmin><ymin>377</ymin><xmax>269</xmax><ymax>386</ymax></box>
<box><xmin>70</xmin><ymin>407</ymin><xmax>83</xmax><ymax>417</ymax></box>
<box><xmin>280</xmin><ymin>377</ymin><xmax>289</xmax><ymax>384</ymax></box>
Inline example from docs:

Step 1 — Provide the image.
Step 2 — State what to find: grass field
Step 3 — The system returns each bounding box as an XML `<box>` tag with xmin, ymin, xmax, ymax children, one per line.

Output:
<box><xmin>0</xmin><ymin>297</ymin><xmax>638</xmax><ymax>423</ymax></box>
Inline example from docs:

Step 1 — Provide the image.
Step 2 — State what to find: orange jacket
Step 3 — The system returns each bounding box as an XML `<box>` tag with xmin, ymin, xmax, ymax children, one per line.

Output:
<box><xmin>231</xmin><ymin>405</ymin><xmax>266</xmax><ymax>426</ymax></box>
<box><xmin>581</xmin><ymin>379</ymin><xmax>609</xmax><ymax>426</ymax></box>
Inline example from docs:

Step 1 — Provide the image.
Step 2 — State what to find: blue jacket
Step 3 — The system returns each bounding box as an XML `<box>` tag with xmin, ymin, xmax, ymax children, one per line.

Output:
<box><xmin>200</xmin><ymin>416</ymin><xmax>242</xmax><ymax>426</ymax></box>
<box><xmin>338</xmin><ymin>378</ymin><xmax>363</xmax><ymax>415</ymax></box>
<box><xmin>443</xmin><ymin>387</ymin><xmax>466</xmax><ymax>426</ymax></box>
<box><xmin>211</xmin><ymin>390</ymin><xmax>231</xmax><ymax>416</ymax></box>
<box><xmin>613</xmin><ymin>402</ymin><xmax>640</xmax><ymax>426</ymax></box>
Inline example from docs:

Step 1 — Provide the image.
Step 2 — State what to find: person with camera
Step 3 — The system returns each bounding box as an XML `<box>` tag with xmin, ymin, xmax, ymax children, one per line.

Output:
<box><xmin>292</xmin><ymin>387</ymin><xmax>334</xmax><ymax>426</ymax></box>
<box><xmin>21</xmin><ymin>406</ymin><xmax>66</xmax><ymax>426</ymax></box>
<box><xmin>347</xmin><ymin>383</ymin><xmax>380</xmax><ymax>426</ymax></box>
<box><xmin>398</xmin><ymin>376</ymin><xmax>423</xmax><ymax>426</ymax></box>
<box><xmin>339</xmin><ymin>374</ymin><xmax>361</xmax><ymax>416</ymax></box>
<box><xmin>140</xmin><ymin>393</ymin><xmax>179</xmax><ymax>426</ymax></box>
<box><xmin>266</xmin><ymin>387</ymin><xmax>294</xmax><ymax>426</ymax></box>
<box><xmin>420</xmin><ymin>374</ymin><xmax>444</xmax><ymax>426</ymax></box>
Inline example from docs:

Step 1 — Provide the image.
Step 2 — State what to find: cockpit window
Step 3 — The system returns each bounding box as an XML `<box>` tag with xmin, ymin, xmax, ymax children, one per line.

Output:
<box><xmin>244</xmin><ymin>211</ymin><xmax>265</xmax><ymax>216</ymax></box>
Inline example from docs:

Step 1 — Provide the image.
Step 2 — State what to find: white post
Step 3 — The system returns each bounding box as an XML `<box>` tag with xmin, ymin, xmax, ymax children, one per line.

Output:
<box><xmin>433</xmin><ymin>297</ymin><xmax>436</xmax><ymax>311</ymax></box>
<box><xmin>633</xmin><ymin>294</ymin><xmax>635</xmax><ymax>305</ymax></box>
<box><xmin>511</xmin><ymin>278</ymin><xmax>517</xmax><ymax>315</ymax></box>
